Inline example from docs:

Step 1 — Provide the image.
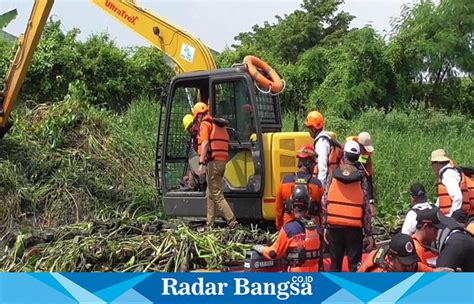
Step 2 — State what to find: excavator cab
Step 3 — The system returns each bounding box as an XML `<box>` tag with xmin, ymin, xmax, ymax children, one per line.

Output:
<box><xmin>156</xmin><ymin>66</ymin><xmax>283</xmax><ymax>220</ymax></box>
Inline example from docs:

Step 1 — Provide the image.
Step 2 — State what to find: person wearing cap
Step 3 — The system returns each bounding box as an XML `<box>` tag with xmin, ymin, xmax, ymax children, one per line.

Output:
<box><xmin>345</xmin><ymin>132</ymin><xmax>376</xmax><ymax>215</ymax></box>
<box><xmin>430</xmin><ymin>149</ymin><xmax>470</xmax><ymax>217</ymax></box>
<box><xmin>252</xmin><ymin>186</ymin><xmax>321</xmax><ymax>272</ymax></box>
<box><xmin>322</xmin><ymin>140</ymin><xmax>374</xmax><ymax>272</ymax></box>
<box><xmin>274</xmin><ymin>144</ymin><xmax>324</xmax><ymax>230</ymax></box>
<box><xmin>358</xmin><ymin>233</ymin><xmax>433</xmax><ymax>272</ymax></box>
<box><xmin>304</xmin><ymin>111</ymin><xmax>342</xmax><ymax>185</ymax></box>
<box><xmin>401</xmin><ymin>183</ymin><xmax>434</xmax><ymax>236</ymax></box>
<box><xmin>411</xmin><ymin>207</ymin><xmax>443</xmax><ymax>267</ymax></box>
<box><xmin>193</xmin><ymin>102</ymin><xmax>239</xmax><ymax>229</ymax></box>
<box><xmin>415</xmin><ymin>207</ymin><xmax>474</xmax><ymax>271</ymax></box>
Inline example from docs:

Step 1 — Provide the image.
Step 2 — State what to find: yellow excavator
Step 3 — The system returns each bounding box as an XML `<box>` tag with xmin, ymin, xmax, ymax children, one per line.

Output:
<box><xmin>1</xmin><ymin>0</ymin><xmax>313</xmax><ymax>221</ymax></box>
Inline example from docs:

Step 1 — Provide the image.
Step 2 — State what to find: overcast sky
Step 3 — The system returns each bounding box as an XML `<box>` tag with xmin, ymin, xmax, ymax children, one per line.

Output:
<box><xmin>2</xmin><ymin>0</ymin><xmax>414</xmax><ymax>52</ymax></box>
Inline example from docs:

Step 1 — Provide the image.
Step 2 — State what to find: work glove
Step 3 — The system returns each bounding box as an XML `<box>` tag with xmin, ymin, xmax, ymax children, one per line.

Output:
<box><xmin>252</xmin><ymin>244</ymin><xmax>264</xmax><ymax>254</ymax></box>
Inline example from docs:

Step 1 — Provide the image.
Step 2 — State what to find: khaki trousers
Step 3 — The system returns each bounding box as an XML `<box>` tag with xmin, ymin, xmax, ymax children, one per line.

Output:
<box><xmin>206</xmin><ymin>160</ymin><xmax>236</xmax><ymax>226</ymax></box>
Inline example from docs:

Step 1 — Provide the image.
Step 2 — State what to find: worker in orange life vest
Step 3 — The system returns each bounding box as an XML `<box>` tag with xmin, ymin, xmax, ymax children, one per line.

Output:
<box><xmin>193</xmin><ymin>102</ymin><xmax>239</xmax><ymax>229</ymax></box>
<box><xmin>430</xmin><ymin>149</ymin><xmax>470</xmax><ymax>217</ymax></box>
<box><xmin>344</xmin><ymin>132</ymin><xmax>376</xmax><ymax>216</ymax></box>
<box><xmin>417</xmin><ymin>207</ymin><xmax>474</xmax><ymax>272</ymax></box>
<box><xmin>274</xmin><ymin>144</ymin><xmax>323</xmax><ymax>230</ymax></box>
<box><xmin>304</xmin><ymin>111</ymin><xmax>342</xmax><ymax>185</ymax></box>
<box><xmin>322</xmin><ymin>140</ymin><xmax>374</xmax><ymax>272</ymax></box>
<box><xmin>253</xmin><ymin>186</ymin><xmax>321</xmax><ymax>272</ymax></box>
<box><xmin>411</xmin><ymin>207</ymin><xmax>444</xmax><ymax>267</ymax></box>
<box><xmin>358</xmin><ymin>233</ymin><xmax>433</xmax><ymax>272</ymax></box>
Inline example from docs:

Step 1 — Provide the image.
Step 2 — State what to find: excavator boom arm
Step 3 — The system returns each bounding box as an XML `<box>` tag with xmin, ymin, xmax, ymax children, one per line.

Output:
<box><xmin>90</xmin><ymin>0</ymin><xmax>216</xmax><ymax>73</ymax></box>
<box><xmin>0</xmin><ymin>0</ymin><xmax>216</xmax><ymax>131</ymax></box>
<box><xmin>0</xmin><ymin>0</ymin><xmax>54</xmax><ymax>128</ymax></box>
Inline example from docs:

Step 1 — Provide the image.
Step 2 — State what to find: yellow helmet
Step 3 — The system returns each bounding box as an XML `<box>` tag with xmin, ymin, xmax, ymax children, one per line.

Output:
<box><xmin>192</xmin><ymin>102</ymin><xmax>208</xmax><ymax>119</ymax></box>
<box><xmin>182</xmin><ymin>114</ymin><xmax>194</xmax><ymax>131</ymax></box>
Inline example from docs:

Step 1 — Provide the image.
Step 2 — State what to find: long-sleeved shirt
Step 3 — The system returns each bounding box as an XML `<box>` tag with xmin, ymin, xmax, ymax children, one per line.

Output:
<box><xmin>436</xmin><ymin>164</ymin><xmax>463</xmax><ymax>216</ymax></box>
<box><xmin>262</xmin><ymin>219</ymin><xmax>320</xmax><ymax>272</ymax></box>
<box><xmin>314</xmin><ymin>132</ymin><xmax>331</xmax><ymax>184</ymax></box>
<box><xmin>321</xmin><ymin>164</ymin><xmax>373</xmax><ymax>236</ymax></box>
<box><xmin>401</xmin><ymin>202</ymin><xmax>433</xmax><ymax>235</ymax></box>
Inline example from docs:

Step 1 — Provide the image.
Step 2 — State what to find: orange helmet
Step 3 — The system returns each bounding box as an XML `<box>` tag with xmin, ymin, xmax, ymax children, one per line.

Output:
<box><xmin>192</xmin><ymin>102</ymin><xmax>208</xmax><ymax>119</ymax></box>
<box><xmin>297</xmin><ymin>144</ymin><xmax>316</xmax><ymax>159</ymax></box>
<box><xmin>304</xmin><ymin>111</ymin><xmax>324</xmax><ymax>130</ymax></box>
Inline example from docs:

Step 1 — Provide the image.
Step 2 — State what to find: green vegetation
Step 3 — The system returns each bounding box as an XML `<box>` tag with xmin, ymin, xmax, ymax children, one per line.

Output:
<box><xmin>284</xmin><ymin>108</ymin><xmax>474</xmax><ymax>228</ymax></box>
<box><xmin>0</xmin><ymin>0</ymin><xmax>472</xmax><ymax>271</ymax></box>
<box><xmin>218</xmin><ymin>0</ymin><xmax>473</xmax><ymax>116</ymax></box>
<box><xmin>0</xmin><ymin>20</ymin><xmax>173</xmax><ymax>110</ymax></box>
<box><xmin>0</xmin><ymin>98</ymin><xmax>160</xmax><ymax>240</ymax></box>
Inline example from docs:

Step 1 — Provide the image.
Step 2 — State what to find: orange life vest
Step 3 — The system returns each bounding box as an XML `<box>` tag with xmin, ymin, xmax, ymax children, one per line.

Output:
<box><xmin>437</xmin><ymin>167</ymin><xmax>470</xmax><ymax>215</ymax></box>
<box><xmin>412</xmin><ymin>235</ymin><xmax>435</xmax><ymax>266</ymax></box>
<box><xmin>358</xmin><ymin>246</ymin><xmax>433</xmax><ymax>272</ymax></box>
<box><xmin>459</xmin><ymin>167</ymin><xmax>474</xmax><ymax>216</ymax></box>
<box><xmin>357</xmin><ymin>247</ymin><xmax>387</xmax><ymax>272</ymax></box>
<box><xmin>263</xmin><ymin>218</ymin><xmax>321</xmax><ymax>272</ymax></box>
<box><xmin>326</xmin><ymin>168</ymin><xmax>365</xmax><ymax>228</ymax></box>
<box><xmin>285</xmin><ymin>219</ymin><xmax>321</xmax><ymax>272</ymax></box>
<box><xmin>197</xmin><ymin>115</ymin><xmax>229</xmax><ymax>162</ymax></box>
<box><xmin>313</xmin><ymin>133</ymin><xmax>343</xmax><ymax>177</ymax></box>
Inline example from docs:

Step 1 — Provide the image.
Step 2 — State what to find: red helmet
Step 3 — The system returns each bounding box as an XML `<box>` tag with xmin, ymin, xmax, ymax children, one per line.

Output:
<box><xmin>192</xmin><ymin>102</ymin><xmax>208</xmax><ymax>119</ymax></box>
<box><xmin>297</xmin><ymin>144</ymin><xmax>316</xmax><ymax>159</ymax></box>
<box><xmin>304</xmin><ymin>111</ymin><xmax>324</xmax><ymax>130</ymax></box>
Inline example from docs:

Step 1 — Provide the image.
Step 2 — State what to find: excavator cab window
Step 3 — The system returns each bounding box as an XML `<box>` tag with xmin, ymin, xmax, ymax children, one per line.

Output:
<box><xmin>210</xmin><ymin>77</ymin><xmax>262</xmax><ymax>194</ymax></box>
<box><xmin>161</xmin><ymin>79</ymin><xmax>208</xmax><ymax>193</ymax></box>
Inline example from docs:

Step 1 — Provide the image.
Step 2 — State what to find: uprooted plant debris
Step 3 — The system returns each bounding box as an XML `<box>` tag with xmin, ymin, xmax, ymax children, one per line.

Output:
<box><xmin>0</xmin><ymin>219</ymin><xmax>276</xmax><ymax>272</ymax></box>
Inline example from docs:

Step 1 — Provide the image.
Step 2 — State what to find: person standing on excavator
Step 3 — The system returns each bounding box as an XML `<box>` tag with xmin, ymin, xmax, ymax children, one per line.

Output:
<box><xmin>253</xmin><ymin>186</ymin><xmax>321</xmax><ymax>272</ymax></box>
<box><xmin>274</xmin><ymin>144</ymin><xmax>323</xmax><ymax>230</ymax></box>
<box><xmin>304</xmin><ymin>111</ymin><xmax>342</xmax><ymax>186</ymax></box>
<box><xmin>193</xmin><ymin>102</ymin><xmax>239</xmax><ymax>229</ymax></box>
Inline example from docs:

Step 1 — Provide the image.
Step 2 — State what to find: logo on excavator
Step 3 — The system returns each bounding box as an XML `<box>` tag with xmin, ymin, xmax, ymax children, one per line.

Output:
<box><xmin>180</xmin><ymin>43</ymin><xmax>196</xmax><ymax>63</ymax></box>
<box><xmin>105</xmin><ymin>0</ymin><xmax>139</xmax><ymax>25</ymax></box>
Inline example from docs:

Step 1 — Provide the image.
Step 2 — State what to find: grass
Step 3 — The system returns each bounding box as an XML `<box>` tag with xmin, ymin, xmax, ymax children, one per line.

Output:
<box><xmin>284</xmin><ymin>107</ymin><xmax>474</xmax><ymax>229</ymax></box>
<box><xmin>0</xmin><ymin>97</ymin><xmax>162</xmax><ymax>243</ymax></box>
<box><xmin>0</xmin><ymin>97</ymin><xmax>472</xmax><ymax>271</ymax></box>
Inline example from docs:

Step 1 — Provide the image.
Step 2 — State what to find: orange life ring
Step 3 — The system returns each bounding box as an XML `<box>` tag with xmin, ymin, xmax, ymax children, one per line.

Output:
<box><xmin>243</xmin><ymin>55</ymin><xmax>284</xmax><ymax>94</ymax></box>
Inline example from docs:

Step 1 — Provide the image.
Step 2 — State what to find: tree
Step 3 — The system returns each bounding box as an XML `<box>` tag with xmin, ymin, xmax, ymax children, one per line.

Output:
<box><xmin>232</xmin><ymin>0</ymin><xmax>354</xmax><ymax>64</ymax></box>
<box><xmin>387</xmin><ymin>0</ymin><xmax>474</xmax><ymax>112</ymax></box>
<box><xmin>311</xmin><ymin>27</ymin><xmax>394</xmax><ymax>117</ymax></box>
